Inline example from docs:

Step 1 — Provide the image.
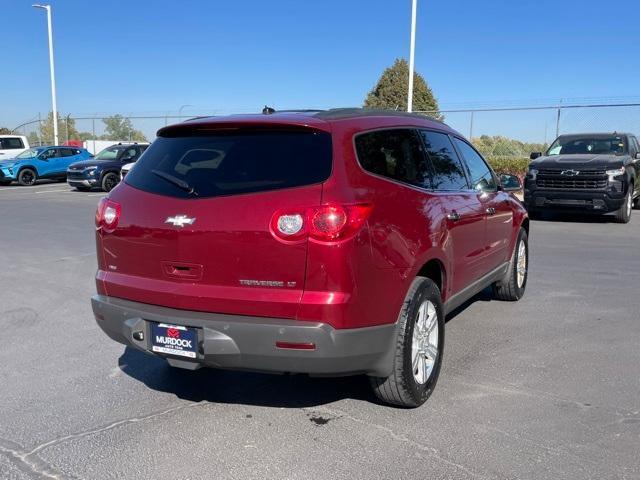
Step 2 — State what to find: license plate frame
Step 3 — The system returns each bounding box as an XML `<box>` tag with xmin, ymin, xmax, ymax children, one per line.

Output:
<box><xmin>149</xmin><ymin>323</ymin><xmax>199</xmax><ymax>359</ymax></box>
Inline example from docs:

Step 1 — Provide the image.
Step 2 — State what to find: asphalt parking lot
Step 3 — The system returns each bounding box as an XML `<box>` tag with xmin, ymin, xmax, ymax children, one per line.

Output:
<box><xmin>1</xmin><ymin>183</ymin><xmax>639</xmax><ymax>480</ymax></box>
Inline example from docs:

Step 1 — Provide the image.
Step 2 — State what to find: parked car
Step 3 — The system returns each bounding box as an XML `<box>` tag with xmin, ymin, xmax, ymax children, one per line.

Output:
<box><xmin>92</xmin><ymin>109</ymin><xmax>529</xmax><ymax>408</ymax></box>
<box><xmin>120</xmin><ymin>161</ymin><xmax>135</xmax><ymax>181</ymax></box>
<box><xmin>67</xmin><ymin>143</ymin><xmax>149</xmax><ymax>192</ymax></box>
<box><xmin>0</xmin><ymin>146</ymin><xmax>92</xmax><ymax>186</ymax></box>
<box><xmin>525</xmin><ymin>133</ymin><xmax>640</xmax><ymax>222</ymax></box>
<box><xmin>0</xmin><ymin>135</ymin><xmax>29</xmax><ymax>158</ymax></box>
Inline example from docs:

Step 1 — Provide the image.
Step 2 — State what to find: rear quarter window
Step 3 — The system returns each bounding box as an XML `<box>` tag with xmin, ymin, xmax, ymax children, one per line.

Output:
<box><xmin>125</xmin><ymin>130</ymin><xmax>332</xmax><ymax>198</ymax></box>
<box><xmin>354</xmin><ymin>129</ymin><xmax>429</xmax><ymax>189</ymax></box>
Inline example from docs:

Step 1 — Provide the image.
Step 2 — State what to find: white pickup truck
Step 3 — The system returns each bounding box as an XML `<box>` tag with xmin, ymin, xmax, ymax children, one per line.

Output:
<box><xmin>0</xmin><ymin>135</ymin><xmax>29</xmax><ymax>159</ymax></box>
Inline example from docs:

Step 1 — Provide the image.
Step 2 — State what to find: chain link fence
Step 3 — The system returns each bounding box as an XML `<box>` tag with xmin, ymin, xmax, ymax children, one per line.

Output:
<box><xmin>416</xmin><ymin>102</ymin><xmax>640</xmax><ymax>160</ymax></box>
<box><xmin>11</xmin><ymin>102</ymin><xmax>640</xmax><ymax>159</ymax></box>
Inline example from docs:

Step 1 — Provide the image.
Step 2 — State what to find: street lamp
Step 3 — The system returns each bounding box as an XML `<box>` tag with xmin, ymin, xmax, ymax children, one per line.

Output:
<box><xmin>178</xmin><ymin>104</ymin><xmax>193</xmax><ymax>117</ymax></box>
<box><xmin>32</xmin><ymin>4</ymin><xmax>59</xmax><ymax>145</ymax></box>
<box><xmin>407</xmin><ymin>0</ymin><xmax>418</xmax><ymax>113</ymax></box>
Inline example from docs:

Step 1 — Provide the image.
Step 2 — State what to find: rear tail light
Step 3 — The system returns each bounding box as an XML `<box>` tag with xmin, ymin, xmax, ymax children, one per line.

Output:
<box><xmin>270</xmin><ymin>204</ymin><xmax>372</xmax><ymax>243</ymax></box>
<box><xmin>95</xmin><ymin>198</ymin><xmax>121</xmax><ymax>233</ymax></box>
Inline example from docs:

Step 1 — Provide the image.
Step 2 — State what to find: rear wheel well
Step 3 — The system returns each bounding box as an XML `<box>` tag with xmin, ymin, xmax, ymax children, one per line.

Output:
<box><xmin>416</xmin><ymin>259</ymin><xmax>445</xmax><ymax>299</ymax></box>
<box><xmin>521</xmin><ymin>218</ymin><xmax>530</xmax><ymax>236</ymax></box>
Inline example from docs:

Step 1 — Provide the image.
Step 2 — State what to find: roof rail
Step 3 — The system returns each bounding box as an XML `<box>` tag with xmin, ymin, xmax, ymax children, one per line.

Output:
<box><xmin>312</xmin><ymin>108</ymin><xmax>447</xmax><ymax>124</ymax></box>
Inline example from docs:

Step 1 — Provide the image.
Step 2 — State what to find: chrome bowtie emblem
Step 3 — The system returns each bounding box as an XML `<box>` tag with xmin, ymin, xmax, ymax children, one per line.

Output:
<box><xmin>165</xmin><ymin>215</ymin><xmax>195</xmax><ymax>227</ymax></box>
<box><xmin>561</xmin><ymin>169</ymin><xmax>579</xmax><ymax>176</ymax></box>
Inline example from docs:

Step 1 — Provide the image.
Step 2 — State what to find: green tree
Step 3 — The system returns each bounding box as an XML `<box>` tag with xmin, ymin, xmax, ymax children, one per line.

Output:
<box><xmin>364</xmin><ymin>58</ymin><xmax>441</xmax><ymax>117</ymax></box>
<box><xmin>102</xmin><ymin>115</ymin><xmax>147</xmax><ymax>142</ymax></box>
<box><xmin>472</xmin><ymin>135</ymin><xmax>547</xmax><ymax>158</ymax></box>
<box><xmin>27</xmin><ymin>131</ymin><xmax>40</xmax><ymax>146</ymax></box>
<box><xmin>38</xmin><ymin>112</ymin><xmax>82</xmax><ymax>144</ymax></box>
<box><xmin>77</xmin><ymin>132</ymin><xmax>94</xmax><ymax>141</ymax></box>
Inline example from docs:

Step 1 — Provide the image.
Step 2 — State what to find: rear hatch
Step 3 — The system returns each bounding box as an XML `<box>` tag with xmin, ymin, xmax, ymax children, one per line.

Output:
<box><xmin>97</xmin><ymin>122</ymin><xmax>332</xmax><ymax>319</ymax></box>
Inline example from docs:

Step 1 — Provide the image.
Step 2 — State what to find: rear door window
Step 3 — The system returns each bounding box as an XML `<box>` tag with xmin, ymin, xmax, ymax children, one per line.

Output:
<box><xmin>125</xmin><ymin>130</ymin><xmax>332</xmax><ymax>198</ymax></box>
<box><xmin>355</xmin><ymin>129</ymin><xmax>429</xmax><ymax>188</ymax></box>
<box><xmin>60</xmin><ymin>148</ymin><xmax>75</xmax><ymax>157</ymax></box>
<box><xmin>419</xmin><ymin>130</ymin><xmax>468</xmax><ymax>191</ymax></box>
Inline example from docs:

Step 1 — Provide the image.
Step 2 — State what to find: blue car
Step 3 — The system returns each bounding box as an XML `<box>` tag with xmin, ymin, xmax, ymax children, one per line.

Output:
<box><xmin>0</xmin><ymin>146</ymin><xmax>93</xmax><ymax>186</ymax></box>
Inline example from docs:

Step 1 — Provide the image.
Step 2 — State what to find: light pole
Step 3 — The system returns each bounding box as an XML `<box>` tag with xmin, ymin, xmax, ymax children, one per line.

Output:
<box><xmin>178</xmin><ymin>104</ymin><xmax>193</xmax><ymax>117</ymax></box>
<box><xmin>33</xmin><ymin>4</ymin><xmax>58</xmax><ymax>145</ymax></box>
<box><xmin>407</xmin><ymin>0</ymin><xmax>418</xmax><ymax>113</ymax></box>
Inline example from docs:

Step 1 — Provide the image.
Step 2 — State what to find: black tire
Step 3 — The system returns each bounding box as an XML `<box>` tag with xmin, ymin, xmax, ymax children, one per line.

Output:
<box><xmin>370</xmin><ymin>277</ymin><xmax>445</xmax><ymax>408</ymax></box>
<box><xmin>493</xmin><ymin>228</ymin><xmax>528</xmax><ymax>301</ymax></box>
<box><xmin>18</xmin><ymin>168</ymin><xmax>37</xmax><ymax>186</ymax></box>
<box><xmin>101</xmin><ymin>172</ymin><xmax>119</xmax><ymax>192</ymax></box>
<box><xmin>613</xmin><ymin>189</ymin><xmax>632</xmax><ymax>224</ymax></box>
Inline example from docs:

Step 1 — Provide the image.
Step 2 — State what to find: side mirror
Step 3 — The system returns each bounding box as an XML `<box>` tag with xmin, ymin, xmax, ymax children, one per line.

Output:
<box><xmin>500</xmin><ymin>174</ymin><xmax>522</xmax><ymax>192</ymax></box>
<box><xmin>530</xmin><ymin>152</ymin><xmax>542</xmax><ymax>160</ymax></box>
<box><xmin>635</xmin><ymin>152</ymin><xmax>640</xmax><ymax>160</ymax></box>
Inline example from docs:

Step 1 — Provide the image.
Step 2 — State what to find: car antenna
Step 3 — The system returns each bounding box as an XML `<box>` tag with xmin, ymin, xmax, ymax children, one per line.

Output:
<box><xmin>262</xmin><ymin>105</ymin><xmax>276</xmax><ymax>115</ymax></box>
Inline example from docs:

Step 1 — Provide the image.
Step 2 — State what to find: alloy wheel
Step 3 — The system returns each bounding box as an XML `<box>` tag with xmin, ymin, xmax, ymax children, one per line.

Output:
<box><xmin>516</xmin><ymin>239</ymin><xmax>527</xmax><ymax>288</ymax></box>
<box><xmin>411</xmin><ymin>300</ymin><xmax>439</xmax><ymax>384</ymax></box>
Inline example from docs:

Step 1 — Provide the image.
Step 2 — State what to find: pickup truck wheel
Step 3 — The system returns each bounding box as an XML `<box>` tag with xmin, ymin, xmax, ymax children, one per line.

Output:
<box><xmin>18</xmin><ymin>168</ymin><xmax>37</xmax><ymax>186</ymax></box>
<box><xmin>370</xmin><ymin>277</ymin><xmax>444</xmax><ymax>408</ymax></box>
<box><xmin>101</xmin><ymin>172</ymin><xmax>119</xmax><ymax>192</ymax></box>
<box><xmin>614</xmin><ymin>190</ymin><xmax>632</xmax><ymax>223</ymax></box>
<box><xmin>493</xmin><ymin>228</ymin><xmax>528</xmax><ymax>301</ymax></box>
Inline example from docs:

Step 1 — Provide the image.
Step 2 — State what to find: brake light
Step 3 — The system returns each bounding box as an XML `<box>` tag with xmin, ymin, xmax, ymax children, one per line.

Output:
<box><xmin>270</xmin><ymin>204</ymin><xmax>372</xmax><ymax>243</ymax></box>
<box><xmin>95</xmin><ymin>198</ymin><xmax>121</xmax><ymax>233</ymax></box>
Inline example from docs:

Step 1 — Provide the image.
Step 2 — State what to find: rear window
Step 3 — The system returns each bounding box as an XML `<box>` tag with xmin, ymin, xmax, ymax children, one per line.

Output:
<box><xmin>125</xmin><ymin>130</ymin><xmax>332</xmax><ymax>198</ymax></box>
<box><xmin>0</xmin><ymin>138</ymin><xmax>24</xmax><ymax>149</ymax></box>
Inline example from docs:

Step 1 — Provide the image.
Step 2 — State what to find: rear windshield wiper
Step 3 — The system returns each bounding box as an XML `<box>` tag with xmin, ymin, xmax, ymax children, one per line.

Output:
<box><xmin>151</xmin><ymin>170</ymin><xmax>199</xmax><ymax>196</ymax></box>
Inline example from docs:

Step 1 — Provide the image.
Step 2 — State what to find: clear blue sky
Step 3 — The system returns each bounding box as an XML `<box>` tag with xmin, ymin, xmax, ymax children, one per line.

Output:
<box><xmin>2</xmin><ymin>0</ymin><xmax>639</xmax><ymax>141</ymax></box>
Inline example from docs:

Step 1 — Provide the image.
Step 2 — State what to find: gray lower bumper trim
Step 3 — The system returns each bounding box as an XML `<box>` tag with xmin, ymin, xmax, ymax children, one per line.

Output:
<box><xmin>91</xmin><ymin>295</ymin><xmax>397</xmax><ymax>377</ymax></box>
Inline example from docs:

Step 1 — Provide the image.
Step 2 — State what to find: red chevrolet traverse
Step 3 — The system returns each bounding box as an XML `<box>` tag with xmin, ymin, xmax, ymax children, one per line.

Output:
<box><xmin>93</xmin><ymin>109</ymin><xmax>529</xmax><ymax>407</ymax></box>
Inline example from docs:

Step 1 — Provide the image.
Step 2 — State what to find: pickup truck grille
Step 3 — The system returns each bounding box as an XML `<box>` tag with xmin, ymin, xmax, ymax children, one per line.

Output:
<box><xmin>536</xmin><ymin>169</ymin><xmax>608</xmax><ymax>190</ymax></box>
<box><xmin>536</xmin><ymin>178</ymin><xmax>608</xmax><ymax>189</ymax></box>
<box><xmin>537</xmin><ymin>169</ymin><xmax>607</xmax><ymax>176</ymax></box>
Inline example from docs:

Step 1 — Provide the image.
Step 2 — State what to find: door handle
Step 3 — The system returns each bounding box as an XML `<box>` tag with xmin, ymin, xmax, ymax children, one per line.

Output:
<box><xmin>486</xmin><ymin>207</ymin><xmax>496</xmax><ymax>215</ymax></box>
<box><xmin>446</xmin><ymin>212</ymin><xmax>461</xmax><ymax>221</ymax></box>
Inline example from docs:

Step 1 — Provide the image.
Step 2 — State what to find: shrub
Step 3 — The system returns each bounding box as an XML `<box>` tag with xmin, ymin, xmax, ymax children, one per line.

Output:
<box><xmin>486</xmin><ymin>156</ymin><xmax>531</xmax><ymax>179</ymax></box>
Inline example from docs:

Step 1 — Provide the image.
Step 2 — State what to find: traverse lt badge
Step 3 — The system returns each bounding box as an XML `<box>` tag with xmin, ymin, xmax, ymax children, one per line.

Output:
<box><xmin>165</xmin><ymin>215</ymin><xmax>196</xmax><ymax>227</ymax></box>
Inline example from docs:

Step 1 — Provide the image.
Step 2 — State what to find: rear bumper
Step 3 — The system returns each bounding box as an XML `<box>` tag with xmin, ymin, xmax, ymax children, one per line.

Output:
<box><xmin>524</xmin><ymin>189</ymin><xmax>625</xmax><ymax>213</ymax></box>
<box><xmin>91</xmin><ymin>294</ymin><xmax>397</xmax><ymax>377</ymax></box>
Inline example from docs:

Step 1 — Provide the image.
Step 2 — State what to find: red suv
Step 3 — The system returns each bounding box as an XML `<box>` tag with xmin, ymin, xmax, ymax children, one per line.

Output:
<box><xmin>93</xmin><ymin>109</ymin><xmax>529</xmax><ymax>407</ymax></box>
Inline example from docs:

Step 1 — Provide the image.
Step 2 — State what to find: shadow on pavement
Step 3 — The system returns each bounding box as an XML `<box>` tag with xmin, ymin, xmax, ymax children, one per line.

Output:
<box><xmin>445</xmin><ymin>286</ymin><xmax>494</xmax><ymax>322</ymax></box>
<box><xmin>118</xmin><ymin>347</ymin><xmax>376</xmax><ymax>408</ymax></box>
<box><xmin>532</xmin><ymin>210</ymin><xmax>618</xmax><ymax>223</ymax></box>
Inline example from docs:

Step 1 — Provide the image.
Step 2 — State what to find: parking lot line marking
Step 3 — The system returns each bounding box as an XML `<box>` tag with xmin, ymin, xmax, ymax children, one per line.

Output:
<box><xmin>87</xmin><ymin>193</ymin><xmax>106</xmax><ymax>197</ymax></box>
<box><xmin>0</xmin><ymin>186</ymin><xmax>69</xmax><ymax>194</ymax></box>
<box><xmin>34</xmin><ymin>189</ymin><xmax>74</xmax><ymax>194</ymax></box>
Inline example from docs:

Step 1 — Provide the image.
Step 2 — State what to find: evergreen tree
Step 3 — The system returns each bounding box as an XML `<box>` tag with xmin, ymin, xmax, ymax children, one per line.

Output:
<box><xmin>364</xmin><ymin>58</ymin><xmax>441</xmax><ymax>118</ymax></box>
